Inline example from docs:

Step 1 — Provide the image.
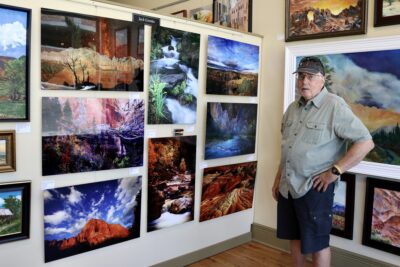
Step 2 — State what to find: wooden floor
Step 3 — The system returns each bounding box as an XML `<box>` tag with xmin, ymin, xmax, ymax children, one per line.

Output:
<box><xmin>186</xmin><ymin>241</ymin><xmax>312</xmax><ymax>267</ymax></box>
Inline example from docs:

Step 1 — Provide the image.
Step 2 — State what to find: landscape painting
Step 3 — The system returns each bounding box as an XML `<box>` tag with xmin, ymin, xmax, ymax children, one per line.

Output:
<box><xmin>286</xmin><ymin>0</ymin><xmax>367</xmax><ymax>41</ymax></box>
<box><xmin>148</xmin><ymin>26</ymin><xmax>200</xmax><ymax>124</ymax></box>
<box><xmin>375</xmin><ymin>0</ymin><xmax>400</xmax><ymax>26</ymax></box>
<box><xmin>331</xmin><ymin>173</ymin><xmax>355</xmax><ymax>239</ymax></box>
<box><xmin>44</xmin><ymin>177</ymin><xmax>141</xmax><ymax>262</ymax></box>
<box><xmin>207</xmin><ymin>36</ymin><xmax>259</xmax><ymax>96</ymax></box>
<box><xmin>363</xmin><ymin>178</ymin><xmax>400</xmax><ymax>255</ymax></box>
<box><xmin>0</xmin><ymin>181</ymin><xmax>30</xmax><ymax>244</ymax></box>
<box><xmin>213</xmin><ymin>0</ymin><xmax>252</xmax><ymax>32</ymax></box>
<box><xmin>0</xmin><ymin>5</ymin><xmax>30</xmax><ymax>121</ymax></box>
<box><xmin>205</xmin><ymin>103</ymin><xmax>257</xmax><ymax>160</ymax></box>
<box><xmin>190</xmin><ymin>5</ymin><xmax>213</xmax><ymax>22</ymax></box>
<box><xmin>0</xmin><ymin>140</ymin><xmax>5</xmax><ymax>165</ymax></box>
<box><xmin>383</xmin><ymin>0</ymin><xmax>400</xmax><ymax>17</ymax></box>
<box><xmin>41</xmin><ymin>9</ymin><xmax>144</xmax><ymax>91</ymax></box>
<box><xmin>42</xmin><ymin>97</ymin><xmax>144</xmax><ymax>176</ymax></box>
<box><xmin>297</xmin><ymin>50</ymin><xmax>400</xmax><ymax>166</ymax></box>
<box><xmin>0</xmin><ymin>130</ymin><xmax>16</xmax><ymax>173</ymax></box>
<box><xmin>200</xmin><ymin>161</ymin><xmax>257</xmax><ymax>222</ymax></box>
<box><xmin>147</xmin><ymin>136</ymin><xmax>196</xmax><ymax>232</ymax></box>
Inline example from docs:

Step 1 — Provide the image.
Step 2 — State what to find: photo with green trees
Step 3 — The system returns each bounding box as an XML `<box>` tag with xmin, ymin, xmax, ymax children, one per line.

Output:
<box><xmin>0</xmin><ymin>189</ymin><xmax>23</xmax><ymax>237</ymax></box>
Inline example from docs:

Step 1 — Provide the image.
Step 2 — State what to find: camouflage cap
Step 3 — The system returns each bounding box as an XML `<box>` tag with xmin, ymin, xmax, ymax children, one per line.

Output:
<box><xmin>293</xmin><ymin>56</ymin><xmax>325</xmax><ymax>76</ymax></box>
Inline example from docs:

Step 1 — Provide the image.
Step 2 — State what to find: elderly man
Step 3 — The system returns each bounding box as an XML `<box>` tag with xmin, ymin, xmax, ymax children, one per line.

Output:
<box><xmin>272</xmin><ymin>57</ymin><xmax>374</xmax><ymax>267</ymax></box>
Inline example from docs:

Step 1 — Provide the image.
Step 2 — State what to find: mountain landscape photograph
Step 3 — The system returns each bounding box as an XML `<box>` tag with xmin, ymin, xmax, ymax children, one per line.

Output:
<box><xmin>42</xmin><ymin>97</ymin><xmax>144</xmax><ymax>175</ymax></box>
<box><xmin>205</xmin><ymin>102</ymin><xmax>257</xmax><ymax>159</ymax></box>
<box><xmin>200</xmin><ymin>161</ymin><xmax>257</xmax><ymax>222</ymax></box>
<box><xmin>207</xmin><ymin>35</ymin><xmax>259</xmax><ymax>96</ymax></box>
<box><xmin>147</xmin><ymin>136</ymin><xmax>196</xmax><ymax>232</ymax></box>
<box><xmin>44</xmin><ymin>177</ymin><xmax>141</xmax><ymax>262</ymax></box>
<box><xmin>41</xmin><ymin>9</ymin><xmax>144</xmax><ymax>91</ymax></box>
<box><xmin>0</xmin><ymin>6</ymin><xmax>29</xmax><ymax>120</ymax></box>
<box><xmin>298</xmin><ymin>49</ymin><xmax>400</xmax><ymax>166</ymax></box>
<box><xmin>332</xmin><ymin>180</ymin><xmax>347</xmax><ymax>231</ymax></box>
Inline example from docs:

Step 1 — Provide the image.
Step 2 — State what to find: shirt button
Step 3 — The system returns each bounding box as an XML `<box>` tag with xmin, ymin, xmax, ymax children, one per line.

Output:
<box><xmin>287</xmin><ymin>160</ymin><xmax>290</xmax><ymax>163</ymax></box>
<box><xmin>294</xmin><ymin>133</ymin><xmax>297</xmax><ymax>136</ymax></box>
<box><xmin>299</xmin><ymin>120</ymin><xmax>302</xmax><ymax>123</ymax></box>
<box><xmin>289</xmin><ymin>146</ymin><xmax>292</xmax><ymax>149</ymax></box>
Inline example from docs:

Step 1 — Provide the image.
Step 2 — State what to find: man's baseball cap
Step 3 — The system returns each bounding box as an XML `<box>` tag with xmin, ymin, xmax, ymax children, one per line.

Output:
<box><xmin>293</xmin><ymin>56</ymin><xmax>325</xmax><ymax>75</ymax></box>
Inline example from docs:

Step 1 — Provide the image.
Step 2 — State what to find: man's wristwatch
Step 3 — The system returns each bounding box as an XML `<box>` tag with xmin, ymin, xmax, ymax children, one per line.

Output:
<box><xmin>331</xmin><ymin>165</ymin><xmax>342</xmax><ymax>176</ymax></box>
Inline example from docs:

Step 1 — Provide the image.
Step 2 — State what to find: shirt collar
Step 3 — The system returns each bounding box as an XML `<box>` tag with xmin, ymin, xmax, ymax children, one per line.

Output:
<box><xmin>298</xmin><ymin>87</ymin><xmax>327</xmax><ymax>109</ymax></box>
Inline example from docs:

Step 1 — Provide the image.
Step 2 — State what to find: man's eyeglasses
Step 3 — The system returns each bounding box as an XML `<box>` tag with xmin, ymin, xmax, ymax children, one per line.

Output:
<box><xmin>295</xmin><ymin>73</ymin><xmax>323</xmax><ymax>81</ymax></box>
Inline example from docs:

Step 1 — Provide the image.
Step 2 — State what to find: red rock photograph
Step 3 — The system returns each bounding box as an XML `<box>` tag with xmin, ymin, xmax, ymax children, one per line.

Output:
<box><xmin>200</xmin><ymin>161</ymin><xmax>257</xmax><ymax>222</ymax></box>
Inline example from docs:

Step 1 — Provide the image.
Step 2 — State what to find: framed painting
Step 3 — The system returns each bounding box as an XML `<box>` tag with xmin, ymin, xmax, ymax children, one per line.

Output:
<box><xmin>0</xmin><ymin>4</ymin><xmax>30</xmax><ymax>121</ymax></box>
<box><xmin>0</xmin><ymin>131</ymin><xmax>16</xmax><ymax>173</ymax></box>
<box><xmin>171</xmin><ymin>10</ymin><xmax>187</xmax><ymax>18</ymax></box>
<box><xmin>375</xmin><ymin>0</ymin><xmax>400</xmax><ymax>26</ymax></box>
<box><xmin>331</xmin><ymin>173</ymin><xmax>355</xmax><ymax>239</ymax></box>
<box><xmin>0</xmin><ymin>181</ymin><xmax>30</xmax><ymax>244</ymax></box>
<box><xmin>362</xmin><ymin>177</ymin><xmax>400</xmax><ymax>256</ymax></box>
<box><xmin>213</xmin><ymin>0</ymin><xmax>252</xmax><ymax>32</ymax></box>
<box><xmin>148</xmin><ymin>26</ymin><xmax>200</xmax><ymax>125</ymax></box>
<box><xmin>44</xmin><ymin>177</ymin><xmax>141</xmax><ymax>262</ymax></box>
<box><xmin>190</xmin><ymin>5</ymin><xmax>213</xmax><ymax>23</ymax></box>
<box><xmin>41</xmin><ymin>9</ymin><xmax>144</xmax><ymax>91</ymax></box>
<box><xmin>200</xmin><ymin>161</ymin><xmax>257</xmax><ymax>222</ymax></box>
<box><xmin>285</xmin><ymin>0</ymin><xmax>367</xmax><ymax>42</ymax></box>
<box><xmin>205</xmin><ymin>102</ymin><xmax>257</xmax><ymax>160</ymax></box>
<box><xmin>284</xmin><ymin>36</ymin><xmax>400</xmax><ymax>179</ymax></box>
<box><xmin>207</xmin><ymin>35</ymin><xmax>259</xmax><ymax>96</ymax></box>
<box><xmin>147</xmin><ymin>136</ymin><xmax>196</xmax><ymax>232</ymax></box>
<box><xmin>42</xmin><ymin>97</ymin><xmax>144</xmax><ymax>176</ymax></box>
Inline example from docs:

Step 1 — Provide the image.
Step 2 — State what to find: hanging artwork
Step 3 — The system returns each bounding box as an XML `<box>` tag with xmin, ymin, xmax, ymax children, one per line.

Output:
<box><xmin>0</xmin><ymin>130</ymin><xmax>16</xmax><ymax>173</ymax></box>
<box><xmin>375</xmin><ymin>0</ymin><xmax>400</xmax><ymax>26</ymax></box>
<box><xmin>0</xmin><ymin>4</ymin><xmax>30</xmax><ymax>121</ymax></box>
<box><xmin>44</xmin><ymin>177</ymin><xmax>141</xmax><ymax>262</ymax></box>
<box><xmin>41</xmin><ymin>9</ymin><xmax>144</xmax><ymax>91</ymax></box>
<box><xmin>213</xmin><ymin>0</ymin><xmax>252</xmax><ymax>32</ymax></box>
<box><xmin>207</xmin><ymin>35</ymin><xmax>259</xmax><ymax>96</ymax></box>
<box><xmin>147</xmin><ymin>136</ymin><xmax>196</xmax><ymax>232</ymax></box>
<box><xmin>362</xmin><ymin>177</ymin><xmax>400</xmax><ymax>256</ymax></box>
<box><xmin>205</xmin><ymin>102</ymin><xmax>257</xmax><ymax>160</ymax></box>
<box><xmin>331</xmin><ymin>173</ymin><xmax>355</xmax><ymax>239</ymax></box>
<box><xmin>284</xmin><ymin>37</ymin><xmax>400</xmax><ymax>179</ymax></box>
<box><xmin>42</xmin><ymin>97</ymin><xmax>144</xmax><ymax>176</ymax></box>
<box><xmin>200</xmin><ymin>161</ymin><xmax>257</xmax><ymax>222</ymax></box>
<box><xmin>190</xmin><ymin>5</ymin><xmax>213</xmax><ymax>23</ymax></box>
<box><xmin>285</xmin><ymin>0</ymin><xmax>367</xmax><ymax>41</ymax></box>
<box><xmin>0</xmin><ymin>181</ymin><xmax>30</xmax><ymax>244</ymax></box>
<box><xmin>148</xmin><ymin>26</ymin><xmax>200</xmax><ymax>124</ymax></box>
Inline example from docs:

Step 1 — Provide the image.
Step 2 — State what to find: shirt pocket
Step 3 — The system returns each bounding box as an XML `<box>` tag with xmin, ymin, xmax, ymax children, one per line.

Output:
<box><xmin>302</xmin><ymin>121</ymin><xmax>325</xmax><ymax>144</ymax></box>
<box><xmin>282</xmin><ymin>120</ymin><xmax>293</xmax><ymax>139</ymax></box>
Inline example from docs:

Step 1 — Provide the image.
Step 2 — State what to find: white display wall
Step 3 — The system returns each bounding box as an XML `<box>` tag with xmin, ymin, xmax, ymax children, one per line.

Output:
<box><xmin>0</xmin><ymin>0</ymin><xmax>263</xmax><ymax>266</ymax></box>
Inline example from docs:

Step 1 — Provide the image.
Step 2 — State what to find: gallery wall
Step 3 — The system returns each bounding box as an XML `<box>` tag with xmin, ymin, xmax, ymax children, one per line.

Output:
<box><xmin>0</xmin><ymin>0</ymin><xmax>262</xmax><ymax>266</ymax></box>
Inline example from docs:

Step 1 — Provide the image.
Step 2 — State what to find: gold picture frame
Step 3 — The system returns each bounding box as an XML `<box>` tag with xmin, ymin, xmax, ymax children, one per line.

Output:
<box><xmin>0</xmin><ymin>130</ymin><xmax>16</xmax><ymax>173</ymax></box>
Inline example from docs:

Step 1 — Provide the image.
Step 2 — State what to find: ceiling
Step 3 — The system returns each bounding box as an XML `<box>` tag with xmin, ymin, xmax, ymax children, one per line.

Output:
<box><xmin>105</xmin><ymin>0</ymin><xmax>188</xmax><ymax>10</ymax></box>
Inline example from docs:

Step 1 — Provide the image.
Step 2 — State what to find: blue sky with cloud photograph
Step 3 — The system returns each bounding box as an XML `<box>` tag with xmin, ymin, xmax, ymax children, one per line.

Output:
<box><xmin>0</xmin><ymin>7</ymin><xmax>27</xmax><ymax>58</ymax></box>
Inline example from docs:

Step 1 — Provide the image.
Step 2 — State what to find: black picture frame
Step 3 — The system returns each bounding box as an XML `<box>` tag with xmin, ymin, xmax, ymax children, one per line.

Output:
<box><xmin>331</xmin><ymin>173</ymin><xmax>355</xmax><ymax>239</ymax></box>
<box><xmin>0</xmin><ymin>4</ymin><xmax>31</xmax><ymax>122</ymax></box>
<box><xmin>362</xmin><ymin>177</ymin><xmax>400</xmax><ymax>256</ymax></box>
<box><xmin>0</xmin><ymin>181</ymin><xmax>31</xmax><ymax>244</ymax></box>
<box><xmin>213</xmin><ymin>0</ymin><xmax>252</xmax><ymax>32</ymax></box>
<box><xmin>285</xmin><ymin>0</ymin><xmax>367</xmax><ymax>42</ymax></box>
<box><xmin>374</xmin><ymin>0</ymin><xmax>400</xmax><ymax>26</ymax></box>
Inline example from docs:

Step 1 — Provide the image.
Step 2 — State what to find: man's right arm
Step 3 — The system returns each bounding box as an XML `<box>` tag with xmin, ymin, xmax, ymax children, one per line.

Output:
<box><xmin>272</xmin><ymin>163</ymin><xmax>282</xmax><ymax>201</ymax></box>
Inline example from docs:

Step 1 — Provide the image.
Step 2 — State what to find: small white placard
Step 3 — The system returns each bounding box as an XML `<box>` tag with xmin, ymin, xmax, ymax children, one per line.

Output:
<box><xmin>247</xmin><ymin>155</ymin><xmax>256</xmax><ymax>161</ymax></box>
<box><xmin>41</xmin><ymin>180</ymin><xmax>55</xmax><ymax>190</ymax></box>
<box><xmin>16</xmin><ymin>123</ymin><xmax>31</xmax><ymax>133</ymax></box>
<box><xmin>129</xmin><ymin>167</ymin><xmax>140</xmax><ymax>175</ymax></box>
<box><xmin>129</xmin><ymin>92</ymin><xmax>140</xmax><ymax>99</ymax></box>
<box><xmin>147</xmin><ymin>129</ymin><xmax>156</xmax><ymax>138</ymax></box>
<box><xmin>186</xmin><ymin>126</ymin><xmax>195</xmax><ymax>133</ymax></box>
<box><xmin>200</xmin><ymin>162</ymin><xmax>208</xmax><ymax>169</ymax></box>
<box><xmin>276</xmin><ymin>33</ymin><xmax>285</xmax><ymax>41</ymax></box>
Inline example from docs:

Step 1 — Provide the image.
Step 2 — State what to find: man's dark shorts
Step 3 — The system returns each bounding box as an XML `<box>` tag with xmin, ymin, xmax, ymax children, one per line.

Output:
<box><xmin>277</xmin><ymin>184</ymin><xmax>334</xmax><ymax>254</ymax></box>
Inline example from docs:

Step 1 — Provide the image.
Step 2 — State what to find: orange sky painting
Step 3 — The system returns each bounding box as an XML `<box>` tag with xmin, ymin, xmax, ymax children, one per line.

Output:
<box><xmin>290</xmin><ymin>0</ymin><xmax>359</xmax><ymax>15</ymax></box>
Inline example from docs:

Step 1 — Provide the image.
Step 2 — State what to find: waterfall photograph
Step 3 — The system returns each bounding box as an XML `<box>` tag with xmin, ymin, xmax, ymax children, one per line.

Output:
<box><xmin>148</xmin><ymin>26</ymin><xmax>200</xmax><ymax>124</ymax></box>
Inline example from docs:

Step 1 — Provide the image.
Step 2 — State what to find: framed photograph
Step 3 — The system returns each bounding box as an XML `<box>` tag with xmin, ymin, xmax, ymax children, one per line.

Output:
<box><xmin>205</xmin><ymin>102</ymin><xmax>257</xmax><ymax>160</ymax></box>
<box><xmin>213</xmin><ymin>0</ymin><xmax>252</xmax><ymax>32</ymax></box>
<box><xmin>207</xmin><ymin>35</ymin><xmax>259</xmax><ymax>96</ymax></box>
<box><xmin>285</xmin><ymin>0</ymin><xmax>367</xmax><ymax>42</ymax></box>
<box><xmin>148</xmin><ymin>26</ymin><xmax>200</xmax><ymax>125</ymax></box>
<box><xmin>362</xmin><ymin>177</ymin><xmax>400</xmax><ymax>255</ymax></box>
<box><xmin>200</xmin><ymin>161</ymin><xmax>257</xmax><ymax>222</ymax></box>
<box><xmin>375</xmin><ymin>0</ymin><xmax>400</xmax><ymax>26</ymax></box>
<box><xmin>331</xmin><ymin>173</ymin><xmax>355</xmax><ymax>239</ymax></box>
<box><xmin>44</xmin><ymin>177</ymin><xmax>141</xmax><ymax>262</ymax></box>
<box><xmin>171</xmin><ymin>10</ymin><xmax>187</xmax><ymax>18</ymax></box>
<box><xmin>0</xmin><ymin>181</ymin><xmax>30</xmax><ymax>244</ymax></box>
<box><xmin>0</xmin><ymin>4</ymin><xmax>30</xmax><ymax>121</ymax></box>
<box><xmin>284</xmin><ymin>36</ymin><xmax>400</xmax><ymax>179</ymax></box>
<box><xmin>147</xmin><ymin>136</ymin><xmax>196</xmax><ymax>232</ymax></box>
<box><xmin>42</xmin><ymin>97</ymin><xmax>144</xmax><ymax>176</ymax></box>
<box><xmin>41</xmin><ymin>9</ymin><xmax>144</xmax><ymax>91</ymax></box>
<box><xmin>190</xmin><ymin>5</ymin><xmax>213</xmax><ymax>23</ymax></box>
<box><xmin>0</xmin><ymin>131</ymin><xmax>16</xmax><ymax>173</ymax></box>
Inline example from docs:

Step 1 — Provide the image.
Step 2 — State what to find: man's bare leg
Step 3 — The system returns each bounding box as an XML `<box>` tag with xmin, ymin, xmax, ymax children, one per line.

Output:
<box><xmin>290</xmin><ymin>240</ymin><xmax>306</xmax><ymax>267</ymax></box>
<box><xmin>312</xmin><ymin>247</ymin><xmax>331</xmax><ymax>267</ymax></box>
